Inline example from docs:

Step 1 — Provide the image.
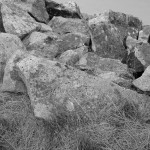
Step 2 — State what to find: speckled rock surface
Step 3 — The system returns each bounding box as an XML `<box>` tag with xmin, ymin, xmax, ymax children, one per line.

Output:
<box><xmin>0</xmin><ymin>33</ymin><xmax>25</xmax><ymax>82</ymax></box>
<box><xmin>1</xmin><ymin>3</ymin><xmax>40</xmax><ymax>38</ymax></box>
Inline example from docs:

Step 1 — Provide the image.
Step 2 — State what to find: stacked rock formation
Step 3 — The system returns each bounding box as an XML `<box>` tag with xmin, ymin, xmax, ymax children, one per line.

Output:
<box><xmin>1</xmin><ymin>1</ymin><xmax>150</xmax><ymax>150</ymax></box>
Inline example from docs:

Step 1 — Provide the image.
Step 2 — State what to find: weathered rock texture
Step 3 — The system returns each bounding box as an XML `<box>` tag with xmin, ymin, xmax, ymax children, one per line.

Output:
<box><xmin>89</xmin><ymin>10</ymin><xmax>142</xmax><ymax>60</ymax></box>
<box><xmin>1</xmin><ymin>1</ymin><xmax>150</xmax><ymax>150</ymax></box>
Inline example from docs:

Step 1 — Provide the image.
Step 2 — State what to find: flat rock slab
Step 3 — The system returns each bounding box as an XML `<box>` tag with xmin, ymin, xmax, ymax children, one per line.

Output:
<box><xmin>48</xmin><ymin>16</ymin><xmax>90</xmax><ymax>36</ymax></box>
<box><xmin>77</xmin><ymin>52</ymin><xmax>131</xmax><ymax>77</ymax></box>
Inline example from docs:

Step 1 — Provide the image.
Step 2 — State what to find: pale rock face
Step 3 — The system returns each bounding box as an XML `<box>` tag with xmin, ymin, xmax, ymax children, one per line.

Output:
<box><xmin>88</xmin><ymin>11</ymin><xmax>109</xmax><ymax>26</ymax></box>
<box><xmin>34</xmin><ymin>102</ymin><xmax>53</xmax><ymax>120</ymax></box>
<box><xmin>2</xmin><ymin>49</ymin><xmax>27</xmax><ymax>93</ymax></box>
<box><xmin>1</xmin><ymin>0</ymin><xmax>49</xmax><ymax>23</ymax></box>
<box><xmin>138</xmin><ymin>25</ymin><xmax>150</xmax><ymax>43</ymax></box>
<box><xmin>0</xmin><ymin>33</ymin><xmax>25</xmax><ymax>82</ymax></box>
<box><xmin>16</xmin><ymin>55</ymin><xmax>64</xmax><ymax>102</ymax></box>
<box><xmin>38</xmin><ymin>23</ymin><xmax>52</xmax><ymax>32</ymax></box>
<box><xmin>126</xmin><ymin>36</ymin><xmax>137</xmax><ymax>50</ymax></box>
<box><xmin>1</xmin><ymin>3</ymin><xmax>40</xmax><ymax>38</ymax></box>
<box><xmin>133</xmin><ymin>65</ymin><xmax>150</xmax><ymax>91</ymax></box>
<box><xmin>58</xmin><ymin>50</ymin><xmax>79</xmax><ymax>66</ymax></box>
<box><xmin>58</xmin><ymin>46</ymin><xmax>88</xmax><ymax>67</ymax></box>
<box><xmin>62</xmin><ymin>1</ymin><xmax>79</xmax><ymax>13</ymax></box>
<box><xmin>48</xmin><ymin>16</ymin><xmax>90</xmax><ymax>36</ymax></box>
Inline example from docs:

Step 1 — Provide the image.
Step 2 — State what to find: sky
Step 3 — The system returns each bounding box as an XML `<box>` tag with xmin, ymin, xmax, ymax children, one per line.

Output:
<box><xmin>56</xmin><ymin>0</ymin><xmax>150</xmax><ymax>25</ymax></box>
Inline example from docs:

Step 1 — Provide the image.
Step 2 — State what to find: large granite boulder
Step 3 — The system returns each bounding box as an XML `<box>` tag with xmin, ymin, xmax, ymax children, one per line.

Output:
<box><xmin>89</xmin><ymin>22</ymin><xmax>127</xmax><ymax>59</ymax></box>
<box><xmin>0</xmin><ymin>33</ymin><xmax>25</xmax><ymax>83</ymax></box>
<box><xmin>0</xmin><ymin>2</ymin><xmax>40</xmax><ymax>38</ymax></box>
<box><xmin>45</xmin><ymin>0</ymin><xmax>82</xmax><ymax>19</ymax></box>
<box><xmin>89</xmin><ymin>10</ymin><xmax>142</xmax><ymax>60</ymax></box>
<box><xmin>5</xmin><ymin>0</ymin><xmax>49</xmax><ymax>23</ymax></box>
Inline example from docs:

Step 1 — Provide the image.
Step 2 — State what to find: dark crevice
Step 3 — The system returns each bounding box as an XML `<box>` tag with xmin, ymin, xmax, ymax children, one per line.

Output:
<box><xmin>123</xmin><ymin>36</ymin><xmax>128</xmax><ymax>49</ymax></box>
<box><xmin>0</xmin><ymin>4</ymin><xmax>6</xmax><ymax>33</ymax></box>
<box><xmin>148</xmin><ymin>35</ymin><xmax>150</xmax><ymax>44</ymax></box>
<box><xmin>132</xmin><ymin>70</ymin><xmax>144</xmax><ymax>79</ymax></box>
<box><xmin>137</xmin><ymin>30</ymin><xmax>139</xmax><ymax>40</ymax></box>
<box><xmin>88</xmin><ymin>38</ymin><xmax>93</xmax><ymax>52</ymax></box>
<box><xmin>28</xmin><ymin>12</ymin><xmax>46</xmax><ymax>23</ymax></box>
<box><xmin>20</xmin><ymin>32</ymin><xmax>31</xmax><ymax>41</ymax></box>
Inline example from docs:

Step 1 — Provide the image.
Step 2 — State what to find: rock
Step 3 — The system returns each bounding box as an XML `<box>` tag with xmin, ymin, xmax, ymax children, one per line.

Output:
<box><xmin>58</xmin><ymin>50</ymin><xmax>79</xmax><ymax>66</ymax></box>
<box><xmin>45</xmin><ymin>0</ymin><xmax>82</xmax><ymax>19</ymax></box>
<box><xmin>1</xmin><ymin>3</ymin><xmax>40</xmax><ymax>38</ymax></box>
<box><xmin>27</xmin><ymin>0</ymin><xmax>49</xmax><ymax>23</ymax></box>
<box><xmin>57</xmin><ymin>33</ymin><xmax>90</xmax><ymax>56</ymax></box>
<box><xmin>89</xmin><ymin>10</ymin><xmax>142</xmax><ymax>30</ymax></box>
<box><xmin>1</xmin><ymin>0</ymin><xmax>49</xmax><ymax>23</ymax></box>
<box><xmin>23</xmin><ymin>31</ymin><xmax>60</xmax><ymax>59</ymax></box>
<box><xmin>23</xmin><ymin>31</ymin><xmax>89</xmax><ymax>59</ymax></box>
<box><xmin>125</xmin><ymin>43</ymin><xmax>150</xmax><ymax>74</ymax></box>
<box><xmin>123</xmin><ymin>50</ymin><xmax>144</xmax><ymax>77</ymax></box>
<box><xmin>126</xmin><ymin>36</ymin><xmax>137</xmax><ymax>50</ymax></box>
<box><xmin>136</xmin><ymin>43</ymin><xmax>150</xmax><ymax>67</ymax></box>
<box><xmin>89</xmin><ymin>22</ymin><xmax>127</xmax><ymax>59</ymax></box>
<box><xmin>0</xmin><ymin>33</ymin><xmax>25</xmax><ymax>83</ymax></box>
<box><xmin>2</xmin><ymin>49</ymin><xmax>27</xmax><ymax>93</ymax></box>
<box><xmin>138</xmin><ymin>25</ymin><xmax>150</xmax><ymax>43</ymax></box>
<box><xmin>15</xmin><ymin>55</ymin><xmax>64</xmax><ymax>109</ymax></box>
<box><xmin>38</xmin><ymin>23</ymin><xmax>52</xmax><ymax>32</ymax></box>
<box><xmin>77</xmin><ymin>52</ymin><xmax>133</xmax><ymax>81</ymax></box>
<box><xmin>48</xmin><ymin>16</ymin><xmax>90</xmax><ymax>36</ymax></box>
<box><xmin>89</xmin><ymin>10</ymin><xmax>142</xmax><ymax>60</ymax></box>
<box><xmin>133</xmin><ymin>65</ymin><xmax>150</xmax><ymax>91</ymax></box>
<box><xmin>58</xmin><ymin>46</ymin><xmax>88</xmax><ymax>66</ymax></box>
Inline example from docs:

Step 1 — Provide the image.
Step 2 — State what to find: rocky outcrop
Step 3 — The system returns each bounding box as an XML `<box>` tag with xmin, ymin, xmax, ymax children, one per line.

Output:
<box><xmin>1</xmin><ymin>1</ymin><xmax>150</xmax><ymax>150</ymax></box>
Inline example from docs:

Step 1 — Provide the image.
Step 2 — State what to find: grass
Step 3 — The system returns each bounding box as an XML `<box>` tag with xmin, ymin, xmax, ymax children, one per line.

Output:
<box><xmin>0</xmin><ymin>89</ymin><xmax>150</xmax><ymax>150</ymax></box>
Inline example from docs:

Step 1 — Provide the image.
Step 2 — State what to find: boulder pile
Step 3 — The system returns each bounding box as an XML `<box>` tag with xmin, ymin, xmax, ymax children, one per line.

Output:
<box><xmin>1</xmin><ymin>1</ymin><xmax>150</xmax><ymax>150</ymax></box>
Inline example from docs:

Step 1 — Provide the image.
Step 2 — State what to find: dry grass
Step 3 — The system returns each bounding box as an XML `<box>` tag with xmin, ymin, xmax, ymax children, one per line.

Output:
<box><xmin>0</xmin><ymin>90</ymin><xmax>150</xmax><ymax>150</ymax></box>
